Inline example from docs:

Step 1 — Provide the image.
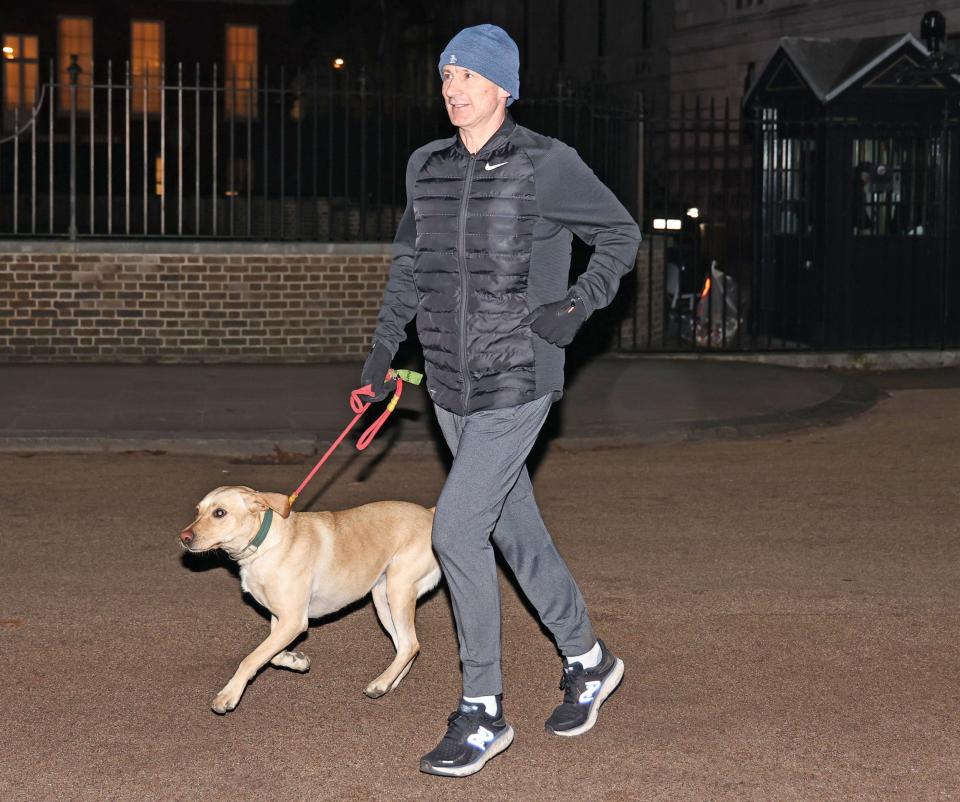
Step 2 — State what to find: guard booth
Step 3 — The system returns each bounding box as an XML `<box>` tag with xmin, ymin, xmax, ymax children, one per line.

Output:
<box><xmin>744</xmin><ymin>29</ymin><xmax>960</xmax><ymax>348</ymax></box>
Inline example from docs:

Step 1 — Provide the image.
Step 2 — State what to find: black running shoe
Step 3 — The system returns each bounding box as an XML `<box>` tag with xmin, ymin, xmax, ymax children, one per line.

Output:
<box><xmin>545</xmin><ymin>640</ymin><xmax>624</xmax><ymax>737</ymax></box>
<box><xmin>419</xmin><ymin>697</ymin><xmax>514</xmax><ymax>778</ymax></box>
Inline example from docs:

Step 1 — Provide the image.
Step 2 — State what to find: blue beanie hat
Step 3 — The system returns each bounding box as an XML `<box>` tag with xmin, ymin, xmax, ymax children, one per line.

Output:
<box><xmin>438</xmin><ymin>24</ymin><xmax>520</xmax><ymax>106</ymax></box>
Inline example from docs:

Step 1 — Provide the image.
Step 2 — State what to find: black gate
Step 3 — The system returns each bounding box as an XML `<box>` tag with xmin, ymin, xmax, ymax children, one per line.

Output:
<box><xmin>619</xmin><ymin>30</ymin><xmax>960</xmax><ymax>353</ymax></box>
<box><xmin>619</xmin><ymin>105</ymin><xmax>960</xmax><ymax>353</ymax></box>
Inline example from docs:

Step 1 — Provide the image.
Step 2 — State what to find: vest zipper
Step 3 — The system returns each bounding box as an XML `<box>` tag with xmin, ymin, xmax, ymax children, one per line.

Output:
<box><xmin>457</xmin><ymin>153</ymin><xmax>477</xmax><ymax>410</ymax></box>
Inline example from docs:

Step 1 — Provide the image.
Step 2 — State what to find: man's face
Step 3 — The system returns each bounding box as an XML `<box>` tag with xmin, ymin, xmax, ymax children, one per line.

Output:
<box><xmin>441</xmin><ymin>65</ymin><xmax>509</xmax><ymax>133</ymax></box>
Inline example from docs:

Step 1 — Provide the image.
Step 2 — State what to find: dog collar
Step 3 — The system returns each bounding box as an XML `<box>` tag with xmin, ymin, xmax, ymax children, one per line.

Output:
<box><xmin>234</xmin><ymin>509</ymin><xmax>273</xmax><ymax>560</ymax></box>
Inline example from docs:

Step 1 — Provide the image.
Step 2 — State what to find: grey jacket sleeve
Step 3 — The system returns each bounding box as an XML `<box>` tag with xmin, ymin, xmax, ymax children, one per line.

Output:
<box><xmin>371</xmin><ymin>156</ymin><xmax>420</xmax><ymax>356</ymax></box>
<box><xmin>536</xmin><ymin>143</ymin><xmax>641</xmax><ymax>316</ymax></box>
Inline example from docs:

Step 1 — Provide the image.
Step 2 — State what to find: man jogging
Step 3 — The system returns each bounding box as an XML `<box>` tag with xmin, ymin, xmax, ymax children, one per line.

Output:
<box><xmin>360</xmin><ymin>24</ymin><xmax>641</xmax><ymax>777</ymax></box>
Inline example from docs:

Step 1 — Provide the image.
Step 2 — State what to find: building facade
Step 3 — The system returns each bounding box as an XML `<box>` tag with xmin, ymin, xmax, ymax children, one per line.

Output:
<box><xmin>2</xmin><ymin>0</ymin><xmax>301</xmax><ymax>131</ymax></box>
<box><xmin>452</xmin><ymin>0</ymin><xmax>671</xmax><ymax>107</ymax></box>
<box><xmin>670</xmin><ymin>0</ymin><xmax>960</xmax><ymax>108</ymax></box>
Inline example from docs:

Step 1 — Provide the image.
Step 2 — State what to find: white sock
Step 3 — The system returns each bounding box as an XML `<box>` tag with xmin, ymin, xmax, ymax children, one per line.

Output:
<box><xmin>568</xmin><ymin>641</ymin><xmax>602</xmax><ymax>669</ymax></box>
<box><xmin>462</xmin><ymin>694</ymin><xmax>499</xmax><ymax>716</ymax></box>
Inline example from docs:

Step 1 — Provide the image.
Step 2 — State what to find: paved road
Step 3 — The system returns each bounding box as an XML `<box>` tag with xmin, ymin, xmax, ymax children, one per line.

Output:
<box><xmin>0</xmin><ymin>372</ymin><xmax>957</xmax><ymax>800</ymax></box>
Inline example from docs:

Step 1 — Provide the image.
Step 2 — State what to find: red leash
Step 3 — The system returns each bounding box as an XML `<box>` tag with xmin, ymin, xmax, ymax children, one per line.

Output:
<box><xmin>286</xmin><ymin>376</ymin><xmax>404</xmax><ymax>510</ymax></box>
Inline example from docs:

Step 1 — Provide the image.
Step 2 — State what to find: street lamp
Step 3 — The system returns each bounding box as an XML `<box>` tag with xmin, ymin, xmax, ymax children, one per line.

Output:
<box><xmin>898</xmin><ymin>10</ymin><xmax>959</xmax><ymax>84</ymax></box>
<box><xmin>921</xmin><ymin>10</ymin><xmax>946</xmax><ymax>54</ymax></box>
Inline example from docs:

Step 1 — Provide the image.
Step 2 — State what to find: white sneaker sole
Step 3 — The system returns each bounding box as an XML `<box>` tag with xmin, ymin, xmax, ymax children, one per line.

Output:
<box><xmin>547</xmin><ymin>658</ymin><xmax>624</xmax><ymax>737</ymax></box>
<box><xmin>419</xmin><ymin>725</ymin><xmax>515</xmax><ymax>778</ymax></box>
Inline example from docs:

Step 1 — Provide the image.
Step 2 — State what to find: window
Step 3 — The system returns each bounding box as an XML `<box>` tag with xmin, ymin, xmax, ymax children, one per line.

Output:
<box><xmin>225</xmin><ymin>25</ymin><xmax>257</xmax><ymax>118</ymax></box>
<box><xmin>761</xmin><ymin>110</ymin><xmax>815</xmax><ymax>236</ymax></box>
<box><xmin>131</xmin><ymin>21</ymin><xmax>164</xmax><ymax>115</ymax></box>
<box><xmin>3</xmin><ymin>34</ymin><xmax>39</xmax><ymax>126</ymax></box>
<box><xmin>852</xmin><ymin>136</ymin><xmax>934</xmax><ymax>237</ymax></box>
<box><xmin>58</xmin><ymin>16</ymin><xmax>93</xmax><ymax>113</ymax></box>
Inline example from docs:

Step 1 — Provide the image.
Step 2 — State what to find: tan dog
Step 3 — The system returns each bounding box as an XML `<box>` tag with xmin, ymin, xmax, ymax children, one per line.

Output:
<box><xmin>179</xmin><ymin>486</ymin><xmax>441</xmax><ymax>714</ymax></box>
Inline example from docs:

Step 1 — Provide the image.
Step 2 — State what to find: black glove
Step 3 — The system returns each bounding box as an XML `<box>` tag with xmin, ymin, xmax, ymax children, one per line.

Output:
<box><xmin>359</xmin><ymin>341</ymin><xmax>396</xmax><ymax>402</ymax></box>
<box><xmin>521</xmin><ymin>290</ymin><xmax>589</xmax><ymax>347</ymax></box>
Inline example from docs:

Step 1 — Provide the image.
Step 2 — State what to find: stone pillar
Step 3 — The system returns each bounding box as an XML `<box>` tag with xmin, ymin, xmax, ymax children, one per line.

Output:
<box><xmin>620</xmin><ymin>236</ymin><xmax>665</xmax><ymax>350</ymax></box>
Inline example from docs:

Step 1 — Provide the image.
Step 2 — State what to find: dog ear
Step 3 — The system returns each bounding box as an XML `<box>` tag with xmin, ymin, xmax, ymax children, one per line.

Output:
<box><xmin>252</xmin><ymin>491</ymin><xmax>292</xmax><ymax>519</ymax></box>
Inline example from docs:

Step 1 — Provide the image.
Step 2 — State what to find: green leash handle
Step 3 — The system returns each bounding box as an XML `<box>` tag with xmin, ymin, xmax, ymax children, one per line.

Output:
<box><xmin>389</xmin><ymin>368</ymin><xmax>424</xmax><ymax>386</ymax></box>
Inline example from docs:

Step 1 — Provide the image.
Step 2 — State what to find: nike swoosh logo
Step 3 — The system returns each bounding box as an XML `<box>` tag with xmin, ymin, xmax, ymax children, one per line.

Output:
<box><xmin>485</xmin><ymin>162</ymin><xmax>508</xmax><ymax>171</ymax></box>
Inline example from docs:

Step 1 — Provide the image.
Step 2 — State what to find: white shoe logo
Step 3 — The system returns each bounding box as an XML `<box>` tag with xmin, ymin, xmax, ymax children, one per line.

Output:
<box><xmin>485</xmin><ymin>161</ymin><xmax>508</xmax><ymax>171</ymax></box>
<box><xmin>467</xmin><ymin>726</ymin><xmax>495</xmax><ymax>750</ymax></box>
<box><xmin>579</xmin><ymin>680</ymin><xmax>602</xmax><ymax>704</ymax></box>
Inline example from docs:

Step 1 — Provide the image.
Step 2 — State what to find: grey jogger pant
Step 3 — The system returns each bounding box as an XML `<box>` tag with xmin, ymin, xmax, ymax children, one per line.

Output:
<box><xmin>432</xmin><ymin>393</ymin><xmax>597</xmax><ymax>697</ymax></box>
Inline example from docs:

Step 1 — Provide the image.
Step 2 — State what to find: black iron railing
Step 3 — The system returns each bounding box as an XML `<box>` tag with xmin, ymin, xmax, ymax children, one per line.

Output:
<box><xmin>617</xmin><ymin>98</ymin><xmax>960</xmax><ymax>353</ymax></box>
<box><xmin>0</xmin><ymin>59</ymin><xmax>642</xmax><ymax>242</ymax></box>
<box><xmin>5</xmin><ymin>59</ymin><xmax>958</xmax><ymax>352</ymax></box>
<box><xmin>0</xmin><ymin>60</ymin><xmax>435</xmax><ymax>240</ymax></box>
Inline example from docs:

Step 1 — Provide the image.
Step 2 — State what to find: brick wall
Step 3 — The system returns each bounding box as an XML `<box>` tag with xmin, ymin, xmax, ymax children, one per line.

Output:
<box><xmin>0</xmin><ymin>241</ymin><xmax>393</xmax><ymax>363</ymax></box>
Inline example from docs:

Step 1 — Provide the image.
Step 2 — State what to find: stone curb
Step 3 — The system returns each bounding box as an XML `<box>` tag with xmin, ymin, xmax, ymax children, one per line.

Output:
<box><xmin>0</xmin><ymin>373</ymin><xmax>880</xmax><ymax>458</ymax></box>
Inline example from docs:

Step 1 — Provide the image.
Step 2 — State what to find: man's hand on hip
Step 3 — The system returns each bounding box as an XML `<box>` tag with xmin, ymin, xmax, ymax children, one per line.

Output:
<box><xmin>359</xmin><ymin>341</ymin><xmax>397</xmax><ymax>401</ymax></box>
<box><xmin>521</xmin><ymin>291</ymin><xmax>589</xmax><ymax>347</ymax></box>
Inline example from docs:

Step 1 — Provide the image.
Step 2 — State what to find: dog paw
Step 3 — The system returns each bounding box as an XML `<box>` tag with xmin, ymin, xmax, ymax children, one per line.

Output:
<box><xmin>211</xmin><ymin>687</ymin><xmax>241</xmax><ymax>714</ymax></box>
<box><xmin>271</xmin><ymin>650</ymin><xmax>311</xmax><ymax>673</ymax></box>
<box><xmin>363</xmin><ymin>682</ymin><xmax>388</xmax><ymax>699</ymax></box>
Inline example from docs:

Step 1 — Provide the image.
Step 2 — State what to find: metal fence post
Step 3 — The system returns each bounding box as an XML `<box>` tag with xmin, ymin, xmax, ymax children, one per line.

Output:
<box><xmin>635</xmin><ymin>91</ymin><xmax>645</xmax><ymax>227</ymax></box>
<box><xmin>359</xmin><ymin>65</ymin><xmax>368</xmax><ymax>240</ymax></box>
<box><xmin>68</xmin><ymin>54</ymin><xmax>80</xmax><ymax>240</ymax></box>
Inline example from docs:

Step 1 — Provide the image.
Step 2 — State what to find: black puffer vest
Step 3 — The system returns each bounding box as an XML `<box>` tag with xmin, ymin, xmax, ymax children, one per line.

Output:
<box><xmin>412</xmin><ymin>121</ymin><xmax>538</xmax><ymax>414</ymax></box>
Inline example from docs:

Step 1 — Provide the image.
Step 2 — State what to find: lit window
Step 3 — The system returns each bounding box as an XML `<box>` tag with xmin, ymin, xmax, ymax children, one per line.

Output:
<box><xmin>225</xmin><ymin>25</ymin><xmax>257</xmax><ymax>119</ymax></box>
<box><xmin>851</xmin><ymin>137</ymin><xmax>933</xmax><ymax>238</ymax></box>
<box><xmin>58</xmin><ymin>16</ymin><xmax>93</xmax><ymax>113</ymax></box>
<box><xmin>3</xmin><ymin>34</ymin><xmax>39</xmax><ymax>125</ymax></box>
<box><xmin>132</xmin><ymin>21</ymin><xmax>164</xmax><ymax>115</ymax></box>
